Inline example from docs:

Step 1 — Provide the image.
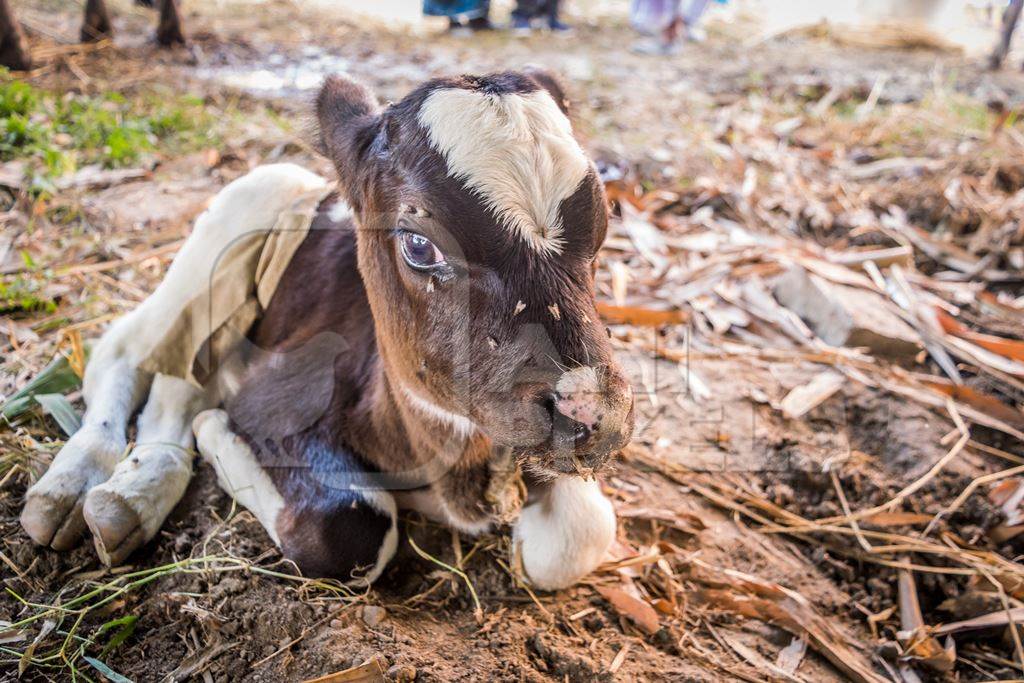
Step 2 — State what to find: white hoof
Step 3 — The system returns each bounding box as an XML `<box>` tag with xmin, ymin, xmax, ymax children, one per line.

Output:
<box><xmin>84</xmin><ymin>442</ymin><xmax>194</xmax><ymax>565</ymax></box>
<box><xmin>513</xmin><ymin>477</ymin><xmax>616</xmax><ymax>591</ymax></box>
<box><xmin>21</xmin><ymin>426</ymin><xmax>126</xmax><ymax>549</ymax></box>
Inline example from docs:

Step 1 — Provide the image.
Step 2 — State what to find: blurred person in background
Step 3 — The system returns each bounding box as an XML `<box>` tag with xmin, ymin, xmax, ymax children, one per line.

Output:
<box><xmin>511</xmin><ymin>0</ymin><xmax>571</xmax><ymax>34</ymax></box>
<box><xmin>630</xmin><ymin>0</ymin><xmax>712</xmax><ymax>54</ymax></box>
<box><xmin>424</xmin><ymin>0</ymin><xmax>494</xmax><ymax>33</ymax></box>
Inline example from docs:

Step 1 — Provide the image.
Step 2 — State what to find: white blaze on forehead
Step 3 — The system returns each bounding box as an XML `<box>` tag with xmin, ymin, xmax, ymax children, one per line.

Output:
<box><xmin>417</xmin><ymin>87</ymin><xmax>590</xmax><ymax>255</ymax></box>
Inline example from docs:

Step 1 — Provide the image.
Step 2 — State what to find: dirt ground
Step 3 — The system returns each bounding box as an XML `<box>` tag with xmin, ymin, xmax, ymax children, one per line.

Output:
<box><xmin>3</xmin><ymin>1</ymin><xmax>1024</xmax><ymax>681</ymax></box>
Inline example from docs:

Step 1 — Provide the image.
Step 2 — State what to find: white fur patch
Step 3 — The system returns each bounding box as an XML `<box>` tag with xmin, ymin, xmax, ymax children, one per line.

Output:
<box><xmin>115</xmin><ymin>163</ymin><xmax>328</xmax><ymax>371</ymax></box>
<box><xmin>400</xmin><ymin>383</ymin><xmax>478</xmax><ymax>440</ymax></box>
<box><xmin>327</xmin><ymin>200</ymin><xmax>353</xmax><ymax>223</ymax></box>
<box><xmin>417</xmin><ymin>88</ymin><xmax>589</xmax><ymax>255</ymax></box>
<box><xmin>356</xmin><ymin>489</ymin><xmax>399</xmax><ymax>585</ymax></box>
<box><xmin>513</xmin><ymin>477</ymin><xmax>615</xmax><ymax>590</ymax></box>
<box><xmin>193</xmin><ymin>409</ymin><xmax>286</xmax><ymax>545</ymax></box>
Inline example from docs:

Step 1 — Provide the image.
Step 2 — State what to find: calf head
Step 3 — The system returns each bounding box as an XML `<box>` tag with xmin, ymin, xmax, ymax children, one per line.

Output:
<box><xmin>316</xmin><ymin>71</ymin><xmax>634</xmax><ymax>477</ymax></box>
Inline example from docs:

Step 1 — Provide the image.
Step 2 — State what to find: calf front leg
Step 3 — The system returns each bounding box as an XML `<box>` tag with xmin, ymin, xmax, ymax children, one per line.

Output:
<box><xmin>512</xmin><ymin>477</ymin><xmax>616</xmax><ymax>590</ymax></box>
<box><xmin>21</xmin><ymin>164</ymin><xmax>328</xmax><ymax>556</ymax></box>
<box><xmin>21</xmin><ymin>328</ymin><xmax>151</xmax><ymax>550</ymax></box>
<box><xmin>193</xmin><ymin>410</ymin><xmax>398</xmax><ymax>584</ymax></box>
<box><xmin>83</xmin><ymin>374</ymin><xmax>207</xmax><ymax>565</ymax></box>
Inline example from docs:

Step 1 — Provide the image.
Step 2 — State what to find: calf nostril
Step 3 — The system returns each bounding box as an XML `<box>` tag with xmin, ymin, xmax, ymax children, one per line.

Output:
<box><xmin>540</xmin><ymin>391</ymin><xmax>559</xmax><ymax>420</ymax></box>
<box><xmin>573</xmin><ymin>421</ymin><xmax>592</xmax><ymax>446</ymax></box>
<box><xmin>538</xmin><ymin>390</ymin><xmax>593</xmax><ymax>447</ymax></box>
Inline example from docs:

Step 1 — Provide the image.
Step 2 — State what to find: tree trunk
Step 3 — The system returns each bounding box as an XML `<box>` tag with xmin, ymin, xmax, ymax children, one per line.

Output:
<box><xmin>0</xmin><ymin>0</ymin><xmax>31</xmax><ymax>71</ymax></box>
<box><xmin>80</xmin><ymin>0</ymin><xmax>113</xmax><ymax>42</ymax></box>
<box><xmin>156</xmin><ymin>0</ymin><xmax>185</xmax><ymax>46</ymax></box>
<box><xmin>989</xmin><ymin>0</ymin><xmax>1023</xmax><ymax>70</ymax></box>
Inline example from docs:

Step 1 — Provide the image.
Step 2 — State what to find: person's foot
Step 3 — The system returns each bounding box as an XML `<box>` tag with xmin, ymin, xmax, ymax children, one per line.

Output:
<box><xmin>449</xmin><ymin>17</ymin><xmax>473</xmax><ymax>38</ymax></box>
<box><xmin>683</xmin><ymin>25</ymin><xmax>706</xmax><ymax>42</ymax></box>
<box><xmin>547</xmin><ymin>18</ymin><xmax>572</xmax><ymax>33</ymax></box>
<box><xmin>630</xmin><ymin>38</ymin><xmax>680</xmax><ymax>55</ymax></box>
<box><xmin>468</xmin><ymin>16</ymin><xmax>495</xmax><ymax>31</ymax></box>
<box><xmin>510</xmin><ymin>16</ymin><xmax>532</xmax><ymax>36</ymax></box>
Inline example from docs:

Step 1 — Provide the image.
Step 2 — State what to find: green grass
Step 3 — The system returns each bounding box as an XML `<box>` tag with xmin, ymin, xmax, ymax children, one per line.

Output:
<box><xmin>0</xmin><ymin>71</ymin><xmax>218</xmax><ymax>194</ymax></box>
<box><xmin>0</xmin><ymin>273</ymin><xmax>58</xmax><ymax>315</ymax></box>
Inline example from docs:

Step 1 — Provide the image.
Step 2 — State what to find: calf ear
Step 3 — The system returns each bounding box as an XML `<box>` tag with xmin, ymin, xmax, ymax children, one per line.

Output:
<box><xmin>316</xmin><ymin>75</ymin><xmax>383</xmax><ymax>211</ymax></box>
<box><xmin>523</xmin><ymin>68</ymin><xmax>571</xmax><ymax>116</ymax></box>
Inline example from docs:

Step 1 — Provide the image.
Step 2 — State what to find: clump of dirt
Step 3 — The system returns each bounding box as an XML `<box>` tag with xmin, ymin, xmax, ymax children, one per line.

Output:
<box><xmin>844</xmin><ymin>386</ymin><xmax>947</xmax><ymax>476</ymax></box>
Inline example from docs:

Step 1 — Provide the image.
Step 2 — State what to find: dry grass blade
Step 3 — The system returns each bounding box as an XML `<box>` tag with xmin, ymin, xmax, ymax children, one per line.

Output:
<box><xmin>165</xmin><ymin>641</ymin><xmax>239</xmax><ymax>682</ymax></box>
<box><xmin>897</xmin><ymin>563</ymin><xmax>955</xmax><ymax>673</ymax></box>
<box><xmin>933</xmin><ymin>607</ymin><xmax>1024</xmax><ymax>635</ymax></box>
<box><xmin>406</xmin><ymin>532</ymin><xmax>482</xmax><ymax>623</ymax></box>
<box><xmin>829</xmin><ymin>468</ymin><xmax>872</xmax><ymax>552</ymax></box>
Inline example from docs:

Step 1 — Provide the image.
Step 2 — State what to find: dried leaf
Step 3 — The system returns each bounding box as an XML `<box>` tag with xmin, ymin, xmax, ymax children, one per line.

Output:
<box><xmin>302</xmin><ymin>656</ymin><xmax>387</xmax><ymax>683</ymax></box>
<box><xmin>861</xmin><ymin>512</ymin><xmax>933</xmax><ymax>527</ymax></box>
<box><xmin>620</xmin><ymin>203</ymin><xmax>667</xmax><ymax>269</ymax></box>
<box><xmin>596</xmin><ymin>302</ymin><xmax>688</xmax><ymax>327</ymax></box>
<box><xmin>0</xmin><ymin>622</ymin><xmax>26</xmax><ymax>645</ymax></box>
<box><xmin>54</xmin><ymin>165</ymin><xmax>151</xmax><ymax>191</ymax></box>
<box><xmin>935</xmin><ymin>308</ymin><xmax>1024</xmax><ymax>363</ymax></box>
<box><xmin>610</xmin><ymin>261</ymin><xmax>630</xmax><ymax>306</ymax></box>
<box><xmin>919</xmin><ymin>379</ymin><xmax>1024</xmax><ymax>430</ymax></box>
<box><xmin>616</xmin><ymin>506</ymin><xmax>707</xmax><ymax>535</ymax></box>
<box><xmin>19</xmin><ymin>619</ymin><xmax>55</xmax><ymax>677</ymax></box>
<box><xmin>719</xmin><ymin>630</ymin><xmax>807</xmax><ymax>683</ymax></box>
<box><xmin>776</xmin><ymin>636</ymin><xmax>808</xmax><ymax>675</ymax></box>
<box><xmin>596</xmin><ymin>585</ymin><xmax>661</xmax><ymax>636</ymax></box>
<box><xmin>779</xmin><ymin>370</ymin><xmax>844</xmax><ymax>419</ymax></box>
<box><xmin>933</xmin><ymin>607</ymin><xmax>1024</xmax><ymax>636</ymax></box>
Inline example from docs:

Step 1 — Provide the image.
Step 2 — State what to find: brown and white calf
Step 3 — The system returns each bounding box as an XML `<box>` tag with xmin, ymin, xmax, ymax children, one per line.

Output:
<box><xmin>20</xmin><ymin>71</ymin><xmax>635</xmax><ymax>589</ymax></box>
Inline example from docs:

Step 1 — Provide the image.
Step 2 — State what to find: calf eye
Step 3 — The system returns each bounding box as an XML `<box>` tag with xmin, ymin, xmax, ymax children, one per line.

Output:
<box><xmin>398</xmin><ymin>230</ymin><xmax>446</xmax><ymax>270</ymax></box>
